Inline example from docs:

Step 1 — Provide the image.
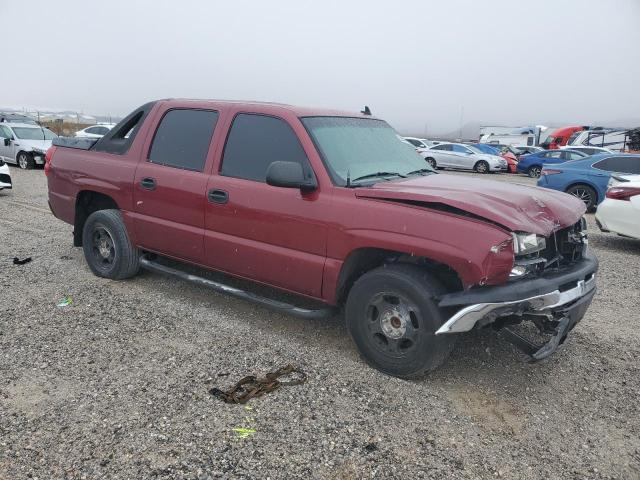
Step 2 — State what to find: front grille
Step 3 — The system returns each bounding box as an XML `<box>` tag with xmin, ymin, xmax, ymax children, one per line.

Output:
<box><xmin>514</xmin><ymin>219</ymin><xmax>587</xmax><ymax>277</ymax></box>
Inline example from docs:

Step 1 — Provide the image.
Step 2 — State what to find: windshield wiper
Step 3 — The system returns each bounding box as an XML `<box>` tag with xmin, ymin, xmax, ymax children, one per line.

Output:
<box><xmin>406</xmin><ymin>168</ymin><xmax>436</xmax><ymax>176</ymax></box>
<box><xmin>350</xmin><ymin>171</ymin><xmax>407</xmax><ymax>184</ymax></box>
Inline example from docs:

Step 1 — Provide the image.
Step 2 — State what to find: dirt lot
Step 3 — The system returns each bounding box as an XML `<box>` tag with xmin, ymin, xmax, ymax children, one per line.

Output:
<box><xmin>1</xmin><ymin>168</ymin><xmax>639</xmax><ymax>480</ymax></box>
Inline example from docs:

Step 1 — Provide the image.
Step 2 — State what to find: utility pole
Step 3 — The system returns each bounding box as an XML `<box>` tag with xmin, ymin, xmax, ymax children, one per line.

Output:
<box><xmin>458</xmin><ymin>105</ymin><xmax>464</xmax><ymax>141</ymax></box>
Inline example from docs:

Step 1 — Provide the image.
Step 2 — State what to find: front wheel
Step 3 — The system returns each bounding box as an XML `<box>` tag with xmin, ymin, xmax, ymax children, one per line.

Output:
<box><xmin>17</xmin><ymin>152</ymin><xmax>34</xmax><ymax>170</ymax></box>
<box><xmin>474</xmin><ymin>160</ymin><xmax>489</xmax><ymax>173</ymax></box>
<box><xmin>566</xmin><ymin>184</ymin><xmax>597</xmax><ymax>212</ymax></box>
<box><xmin>425</xmin><ymin>157</ymin><xmax>437</xmax><ymax>169</ymax></box>
<box><xmin>345</xmin><ymin>264</ymin><xmax>455</xmax><ymax>379</ymax></box>
<box><xmin>82</xmin><ymin>209</ymin><xmax>140</xmax><ymax>279</ymax></box>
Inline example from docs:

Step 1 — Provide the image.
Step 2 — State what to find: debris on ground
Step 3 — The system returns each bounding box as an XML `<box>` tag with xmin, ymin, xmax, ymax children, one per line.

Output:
<box><xmin>232</xmin><ymin>427</ymin><xmax>256</xmax><ymax>438</ymax></box>
<box><xmin>56</xmin><ymin>296</ymin><xmax>73</xmax><ymax>307</ymax></box>
<box><xmin>12</xmin><ymin>257</ymin><xmax>32</xmax><ymax>265</ymax></box>
<box><xmin>209</xmin><ymin>364</ymin><xmax>307</xmax><ymax>404</ymax></box>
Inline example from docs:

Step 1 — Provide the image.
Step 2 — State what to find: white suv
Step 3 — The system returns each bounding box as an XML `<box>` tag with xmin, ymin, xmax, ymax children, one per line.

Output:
<box><xmin>0</xmin><ymin>123</ymin><xmax>57</xmax><ymax>169</ymax></box>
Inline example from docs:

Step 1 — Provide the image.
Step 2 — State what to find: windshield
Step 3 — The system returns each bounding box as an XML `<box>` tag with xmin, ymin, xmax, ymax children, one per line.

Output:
<box><xmin>12</xmin><ymin>127</ymin><xmax>57</xmax><ymax>140</ymax></box>
<box><xmin>301</xmin><ymin>117</ymin><xmax>434</xmax><ymax>186</ymax></box>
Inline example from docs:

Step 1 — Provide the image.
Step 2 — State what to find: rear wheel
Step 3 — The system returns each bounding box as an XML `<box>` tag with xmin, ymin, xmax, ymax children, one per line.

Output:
<box><xmin>17</xmin><ymin>152</ymin><xmax>34</xmax><ymax>170</ymax></box>
<box><xmin>82</xmin><ymin>209</ymin><xmax>140</xmax><ymax>279</ymax></box>
<box><xmin>566</xmin><ymin>184</ymin><xmax>597</xmax><ymax>212</ymax></box>
<box><xmin>425</xmin><ymin>157</ymin><xmax>437</xmax><ymax>169</ymax></box>
<box><xmin>528</xmin><ymin>165</ymin><xmax>542</xmax><ymax>178</ymax></box>
<box><xmin>345</xmin><ymin>264</ymin><xmax>455</xmax><ymax>379</ymax></box>
<box><xmin>474</xmin><ymin>160</ymin><xmax>489</xmax><ymax>173</ymax></box>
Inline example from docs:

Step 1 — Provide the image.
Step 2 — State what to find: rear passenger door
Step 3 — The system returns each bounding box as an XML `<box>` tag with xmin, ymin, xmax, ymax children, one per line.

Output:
<box><xmin>133</xmin><ymin>108</ymin><xmax>220</xmax><ymax>263</ymax></box>
<box><xmin>203</xmin><ymin>113</ymin><xmax>328</xmax><ymax>298</ymax></box>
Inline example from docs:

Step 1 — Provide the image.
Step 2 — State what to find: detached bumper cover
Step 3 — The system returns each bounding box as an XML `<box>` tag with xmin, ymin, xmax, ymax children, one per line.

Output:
<box><xmin>436</xmin><ymin>254</ymin><xmax>598</xmax><ymax>334</ymax></box>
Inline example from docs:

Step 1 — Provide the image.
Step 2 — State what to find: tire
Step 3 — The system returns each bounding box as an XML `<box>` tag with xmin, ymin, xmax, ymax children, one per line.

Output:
<box><xmin>425</xmin><ymin>157</ymin><xmax>437</xmax><ymax>169</ymax></box>
<box><xmin>566</xmin><ymin>184</ymin><xmax>597</xmax><ymax>212</ymax></box>
<box><xmin>82</xmin><ymin>209</ymin><xmax>140</xmax><ymax>280</ymax></box>
<box><xmin>345</xmin><ymin>264</ymin><xmax>455</xmax><ymax>379</ymax></box>
<box><xmin>528</xmin><ymin>165</ymin><xmax>542</xmax><ymax>178</ymax></box>
<box><xmin>474</xmin><ymin>160</ymin><xmax>489</xmax><ymax>173</ymax></box>
<box><xmin>17</xmin><ymin>152</ymin><xmax>34</xmax><ymax>170</ymax></box>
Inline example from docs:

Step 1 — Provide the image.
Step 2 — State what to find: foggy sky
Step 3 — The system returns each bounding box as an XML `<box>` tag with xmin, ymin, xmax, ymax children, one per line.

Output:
<box><xmin>3</xmin><ymin>0</ymin><xmax>639</xmax><ymax>135</ymax></box>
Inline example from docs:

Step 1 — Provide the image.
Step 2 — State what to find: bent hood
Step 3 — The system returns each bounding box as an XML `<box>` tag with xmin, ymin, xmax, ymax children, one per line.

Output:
<box><xmin>16</xmin><ymin>139</ymin><xmax>52</xmax><ymax>152</ymax></box>
<box><xmin>354</xmin><ymin>174</ymin><xmax>585</xmax><ymax>235</ymax></box>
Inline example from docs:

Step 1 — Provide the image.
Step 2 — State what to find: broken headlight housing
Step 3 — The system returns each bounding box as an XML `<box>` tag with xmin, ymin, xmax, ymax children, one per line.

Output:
<box><xmin>512</xmin><ymin>233</ymin><xmax>546</xmax><ymax>256</ymax></box>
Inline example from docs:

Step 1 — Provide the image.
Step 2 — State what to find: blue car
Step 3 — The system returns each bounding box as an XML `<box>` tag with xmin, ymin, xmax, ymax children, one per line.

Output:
<box><xmin>517</xmin><ymin>149</ymin><xmax>589</xmax><ymax>178</ymax></box>
<box><xmin>536</xmin><ymin>153</ymin><xmax>640</xmax><ymax>211</ymax></box>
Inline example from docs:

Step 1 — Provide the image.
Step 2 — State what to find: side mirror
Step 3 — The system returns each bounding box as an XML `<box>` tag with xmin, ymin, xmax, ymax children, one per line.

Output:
<box><xmin>266</xmin><ymin>161</ymin><xmax>317</xmax><ymax>192</ymax></box>
<box><xmin>3</xmin><ymin>138</ymin><xmax>10</xmax><ymax>146</ymax></box>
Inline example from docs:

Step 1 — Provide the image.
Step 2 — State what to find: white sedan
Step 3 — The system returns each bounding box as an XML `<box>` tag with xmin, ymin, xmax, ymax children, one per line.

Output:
<box><xmin>74</xmin><ymin>123</ymin><xmax>116</xmax><ymax>138</ymax></box>
<box><xmin>0</xmin><ymin>159</ymin><xmax>12</xmax><ymax>191</ymax></box>
<box><xmin>595</xmin><ymin>174</ymin><xmax>640</xmax><ymax>240</ymax></box>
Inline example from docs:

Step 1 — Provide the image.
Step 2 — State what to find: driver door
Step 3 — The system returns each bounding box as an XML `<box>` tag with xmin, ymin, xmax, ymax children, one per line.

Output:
<box><xmin>0</xmin><ymin>125</ymin><xmax>16</xmax><ymax>163</ymax></box>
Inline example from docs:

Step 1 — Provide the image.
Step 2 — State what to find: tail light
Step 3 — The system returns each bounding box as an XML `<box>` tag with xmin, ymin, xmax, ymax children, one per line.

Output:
<box><xmin>540</xmin><ymin>169</ymin><xmax>562</xmax><ymax>176</ymax></box>
<box><xmin>606</xmin><ymin>186</ymin><xmax>640</xmax><ymax>201</ymax></box>
<box><xmin>44</xmin><ymin>146</ymin><xmax>57</xmax><ymax>176</ymax></box>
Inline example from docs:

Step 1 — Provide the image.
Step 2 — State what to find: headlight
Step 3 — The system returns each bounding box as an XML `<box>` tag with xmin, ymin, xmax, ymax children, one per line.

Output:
<box><xmin>512</xmin><ymin>233</ymin><xmax>546</xmax><ymax>256</ymax></box>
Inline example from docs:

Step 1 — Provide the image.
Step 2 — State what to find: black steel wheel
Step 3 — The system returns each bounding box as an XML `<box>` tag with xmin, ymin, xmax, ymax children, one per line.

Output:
<box><xmin>345</xmin><ymin>264</ymin><xmax>455</xmax><ymax>378</ymax></box>
<box><xmin>82</xmin><ymin>209</ymin><xmax>140</xmax><ymax>279</ymax></box>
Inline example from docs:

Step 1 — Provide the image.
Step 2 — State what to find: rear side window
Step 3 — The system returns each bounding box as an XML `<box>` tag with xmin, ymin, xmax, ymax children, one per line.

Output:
<box><xmin>432</xmin><ymin>144</ymin><xmax>451</xmax><ymax>151</ymax></box>
<box><xmin>593</xmin><ymin>156</ymin><xmax>640</xmax><ymax>174</ymax></box>
<box><xmin>221</xmin><ymin>114</ymin><xmax>309</xmax><ymax>182</ymax></box>
<box><xmin>149</xmin><ymin>109</ymin><xmax>219</xmax><ymax>172</ymax></box>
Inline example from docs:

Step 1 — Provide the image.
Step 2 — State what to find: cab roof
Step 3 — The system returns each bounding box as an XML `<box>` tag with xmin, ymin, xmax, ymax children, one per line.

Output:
<box><xmin>158</xmin><ymin>98</ymin><xmax>380</xmax><ymax>119</ymax></box>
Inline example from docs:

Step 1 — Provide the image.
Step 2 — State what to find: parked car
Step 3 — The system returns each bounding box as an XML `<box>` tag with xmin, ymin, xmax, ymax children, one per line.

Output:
<box><xmin>47</xmin><ymin>99</ymin><xmax>596</xmax><ymax>378</ymax></box>
<box><xmin>517</xmin><ymin>149</ymin><xmax>588</xmax><ymax>178</ymax></box>
<box><xmin>0</xmin><ymin>112</ymin><xmax>39</xmax><ymax>125</ymax></box>
<box><xmin>512</xmin><ymin>145</ymin><xmax>543</xmax><ymax>157</ymax></box>
<box><xmin>560</xmin><ymin>146</ymin><xmax>613</xmax><ymax>156</ymax></box>
<box><xmin>422</xmin><ymin>143</ymin><xmax>507</xmax><ymax>172</ymax></box>
<box><xmin>595</xmin><ymin>175</ymin><xmax>640</xmax><ymax>240</ymax></box>
<box><xmin>469</xmin><ymin>143</ymin><xmax>518</xmax><ymax>173</ymax></box>
<box><xmin>74</xmin><ymin>123</ymin><xmax>116</xmax><ymax>139</ymax></box>
<box><xmin>0</xmin><ymin>158</ymin><xmax>12</xmax><ymax>190</ymax></box>
<box><xmin>0</xmin><ymin>123</ymin><xmax>58</xmax><ymax>169</ymax></box>
<box><xmin>537</xmin><ymin>154</ymin><xmax>640</xmax><ymax>211</ymax></box>
<box><xmin>403</xmin><ymin>137</ymin><xmax>431</xmax><ymax>149</ymax></box>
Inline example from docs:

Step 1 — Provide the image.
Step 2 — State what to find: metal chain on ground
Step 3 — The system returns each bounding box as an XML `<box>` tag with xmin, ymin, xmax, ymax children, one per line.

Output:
<box><xmin>209</xmin><ymin>364</ymin><xmax>307</xmax><ymax>404</ymax></box>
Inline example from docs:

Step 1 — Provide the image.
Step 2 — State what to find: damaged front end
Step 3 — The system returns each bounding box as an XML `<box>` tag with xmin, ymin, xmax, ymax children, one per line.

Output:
<box><xmin>436</xmin><ymin>217</ymin><xmax>597</xmax><ymax>362</ymax></box>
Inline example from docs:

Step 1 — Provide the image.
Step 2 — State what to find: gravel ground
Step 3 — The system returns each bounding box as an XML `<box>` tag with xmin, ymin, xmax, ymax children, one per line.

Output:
<box><xmin>1</xmin><ymin>167</ymin><xmax>639</xmax><ymax>480</ymax></box>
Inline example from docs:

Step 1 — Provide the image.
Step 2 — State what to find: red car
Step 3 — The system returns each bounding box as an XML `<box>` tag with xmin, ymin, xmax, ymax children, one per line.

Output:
<box><xmin>46</xmin><ymin>99</ymin><xmax>597</xmax><ymax>378</ymax></box>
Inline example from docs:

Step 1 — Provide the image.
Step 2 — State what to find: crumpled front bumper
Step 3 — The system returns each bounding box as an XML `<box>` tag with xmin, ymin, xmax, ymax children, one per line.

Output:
<box><xmin>436</xmin><ymin>253</ymin><xmax>598</xmax><ymax>335</ymax></box>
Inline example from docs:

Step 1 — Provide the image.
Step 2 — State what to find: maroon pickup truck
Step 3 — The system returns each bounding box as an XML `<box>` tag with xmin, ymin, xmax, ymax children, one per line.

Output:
<box><xmin>46</xmin><ymin>99</ymin><xmax>597</xmax><ymax>378</ymax></box>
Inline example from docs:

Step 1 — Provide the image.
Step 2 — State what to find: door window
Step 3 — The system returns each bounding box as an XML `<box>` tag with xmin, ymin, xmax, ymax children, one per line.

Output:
<box><xmin>451</xmin><ymin>144</ymin><xmax>470</xmax><ymax>153</ymax></box>
<box><xmin>0</xmin><ymin>125</ymin><xmax>12</xmax><ymax>139</ymax></box>
<box><xmin>148</xmin><ymin>109</ymin><xmax>219</xmax><ymax>172</ymax></box>
<box><xmin>593</xmin><ymin>156</ymin><xmax>640</xmax><ymax>174</ymax></box>
<box><xmin>221</xmin><ymin>114</ymin><xmax>310</xmax><ymax>182</ymax></box>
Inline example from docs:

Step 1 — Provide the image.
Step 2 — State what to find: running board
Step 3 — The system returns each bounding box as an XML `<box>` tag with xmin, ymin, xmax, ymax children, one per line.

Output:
<box><xmin>139</xmin><ymin>256</ymin><xmax>337</xmax><ymax>320</ymax></box>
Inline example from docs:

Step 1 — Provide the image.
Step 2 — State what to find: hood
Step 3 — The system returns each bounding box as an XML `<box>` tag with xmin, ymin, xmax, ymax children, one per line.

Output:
<box><xmin>16</xmin><ymin>139</ymin><xmax>52</xmax><ymax>152</ymax></box>
<box><xmin>354</xmin><ymin>174</ymin><xmax>585</xmax><ymax>236</ymax></box>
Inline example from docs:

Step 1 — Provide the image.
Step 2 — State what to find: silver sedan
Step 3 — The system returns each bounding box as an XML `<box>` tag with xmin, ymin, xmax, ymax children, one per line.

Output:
<box><xmin>420</xmin><ymin>143</ymin><xmax>507</xmax><ymax>173</ymax></box>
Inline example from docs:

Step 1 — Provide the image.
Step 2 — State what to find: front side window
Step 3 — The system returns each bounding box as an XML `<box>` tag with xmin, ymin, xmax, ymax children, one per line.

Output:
<box><xmin>148</xmin><ymin>109</ymin><xmax>219</xmax><ymax>172</ymax></box>
<box><xmin>302</xmin><ymin>116</ymin><xmax>435</xmax><ymax>186</ymax></box>
<box><xmin>451</xmin><ymin>144</ymin><xmax>470</xmax><ymax>153</ymax></box>
<box><xmin>221</xmin><ymin>114</ymin><xmax>310</xmax><ymax>182</ymax></box>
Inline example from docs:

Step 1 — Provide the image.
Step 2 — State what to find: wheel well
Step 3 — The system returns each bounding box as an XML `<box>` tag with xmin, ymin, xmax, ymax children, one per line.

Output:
<box><xmin>73</xmin><ymin>191</ymin><xmax>119</xmax><ymax>246</ymax></box>
<box><xmin>565</xmin><ymin>182</ymin><xmax>598</xmax><ymax>202</ymax></box>
<box><xmin>335</xmin><ymin>248</ymin><xmax>463</xmax><ymax>305</ymax></box>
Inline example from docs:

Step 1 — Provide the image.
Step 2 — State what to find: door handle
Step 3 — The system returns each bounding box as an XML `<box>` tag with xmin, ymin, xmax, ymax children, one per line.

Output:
<box><xmin>140</xmin><ymin>177</ymin><xmax>156</xmax><ymax>190</ymax></box>
<box><xmin>208</xmin><ymin>189</ymin><xmax>229</xmax><ymax>204</ymax></box>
